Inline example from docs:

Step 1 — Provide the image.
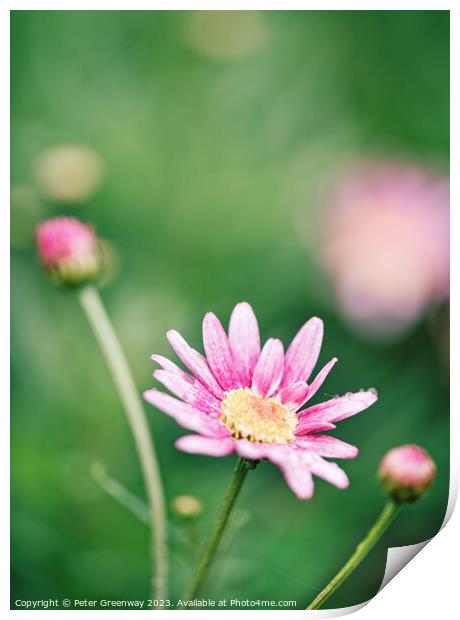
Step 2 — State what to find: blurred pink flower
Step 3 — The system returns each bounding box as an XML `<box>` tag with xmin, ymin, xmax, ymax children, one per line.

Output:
<box><xmin>36</xmin><ymin>217</ymin><xmax>99</xmax><ymax>284</ymax></box>
<box><xmin>144</xmin><ymin>302</ymin><xmax>377</xmax><ymax>500</ymax></box>
<box><xmin>319</xmin><ymin>162</ymin><xmax>449</xmax><ymax>335</ymax></box>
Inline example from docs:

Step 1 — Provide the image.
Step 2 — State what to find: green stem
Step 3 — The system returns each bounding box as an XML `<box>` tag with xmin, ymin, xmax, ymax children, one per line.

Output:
<box><xmin>79</xmin><ymin>285</ymin><xmax>167</xmax><ymax>602</ymax></box>
<box><xmin>307</xmin><ymin>500</ymin><xmax>400</xmax><ymax>610</ymax></box>
<box><xmin>183</xmin><ymin>458</ymin><xmax>252</xmax><ymax>602</ymax></box>
<box><xmin>90</xmin><ymin>461</ymin><xmax>150</xmax><ymax>526</ymax></box>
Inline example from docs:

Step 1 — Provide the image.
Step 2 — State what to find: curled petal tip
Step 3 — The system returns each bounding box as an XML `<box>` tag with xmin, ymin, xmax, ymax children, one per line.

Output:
<box><xmin>143</xmin><ymin>388</ymin><xmax>156</xmax><ymax>402</ymax></box>
<box><xmin>364</xmin><ymin>389</ymin><xmax>379</xmax><ymax>405</ymax></box>
<box><xmin>334</xmin><ymin>470</ymin><xmax>350</xmax><ymax>489</ymax></box>
<box><xmin>297</xmin><ymin>488</ymin><xmax>315</xmax><ymax>501</ymax></box>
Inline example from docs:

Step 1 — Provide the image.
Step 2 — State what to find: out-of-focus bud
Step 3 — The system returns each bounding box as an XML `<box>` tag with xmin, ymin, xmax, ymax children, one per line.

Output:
<box><xmin>184</xmin><ymin>11</ymin><xmax>268</xmax><ymax>60</ymax></box>
<box><xmin>36</xmin><ymin>217</ymin><xmax>100</xmax><ymax>285</ymax></box>
<box><xmin>317</xmin><ymin>161</ymin><xmax>449</xmax><ymax>338</ymax></box>
<box><xmin>379</xmin><ymin>445</ymin><xmax>436</xmax><ymax>504</ymax></box>
<box><xmin>172</xmin><ymin>495</ymin><xmax>203</xmax><ymax>519</ymax></box>
<box><xmin>34</xmin><ymin>144</ymin><xmax>105</xmax><ymax>202</ymax></box>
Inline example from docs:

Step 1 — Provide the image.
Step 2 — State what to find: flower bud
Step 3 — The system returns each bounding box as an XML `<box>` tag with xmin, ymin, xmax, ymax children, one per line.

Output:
<box><xmin>36</xmin><ymin>217</ymin><xmax>100</xmax><ymax>285</ymax></box>
<box><xmin>379</xmin><ymin>444</ymin><xmax>436</xmax><ymax>504</ymax></box>
<box><xmin>172</xmin><ymin>495</ymin><xmax>203</xmax><ymax>519</ymax></box>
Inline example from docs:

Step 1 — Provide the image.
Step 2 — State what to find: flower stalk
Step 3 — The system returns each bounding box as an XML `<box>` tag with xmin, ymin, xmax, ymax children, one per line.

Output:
<box><xmin>183</xmin><ymin>457</ymin><xmax>254</xmax><ymax>602</ymax></box>
<box><xmin>307</xmin><ymin>500</ymin><xmax>399</xmax><ymax>610</ymax></box>
<box><xmin>78</xmin><ymin>285</ymin><xmax>167</xmax><ymax>602</ymax></box>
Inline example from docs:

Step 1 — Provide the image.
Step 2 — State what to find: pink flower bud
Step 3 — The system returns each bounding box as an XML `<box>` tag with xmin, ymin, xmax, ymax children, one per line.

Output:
<box><xmin>379</xmin><ymin>445</ymin><xmax>436</xmax><ymax>503</ymax></box>
<box><xmin>36</xmin><ymin>217</ymin><xmax>100</xmax><ymax>285</ymax></box>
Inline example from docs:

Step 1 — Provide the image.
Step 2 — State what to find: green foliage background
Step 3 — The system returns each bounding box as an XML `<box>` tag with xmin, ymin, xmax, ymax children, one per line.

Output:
<box><xmin>11</xmin><ymin>10</ymin><xmax>449</xmax><ymax>610</ymax></box>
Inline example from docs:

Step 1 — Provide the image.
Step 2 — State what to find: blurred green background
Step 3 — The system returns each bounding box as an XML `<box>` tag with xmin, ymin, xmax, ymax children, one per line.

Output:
<box><xmin>11</xmin><ymin>10</ymin><xmax>449</xmax><ymax>610</ymax></box>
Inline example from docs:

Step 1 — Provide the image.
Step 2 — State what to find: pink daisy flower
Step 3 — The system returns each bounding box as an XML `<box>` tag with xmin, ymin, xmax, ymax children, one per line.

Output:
<box><xmin>144</xmin><ymin>303</ymin><xmax>377</xmax><ymax>500</ymax></box>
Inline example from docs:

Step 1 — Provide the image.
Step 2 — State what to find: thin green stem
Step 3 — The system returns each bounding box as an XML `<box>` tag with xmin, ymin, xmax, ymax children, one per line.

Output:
<box><xmin>79</xmin><ymin>285</ymin><xmax>167</xmax><ymax>602</ymax></box>
<box><xmin>183</xmin><ymin>458</ymin><xmax>252</xmax><ymax>602</ymax></box>
<box><xmin>307</xmin><ymin>500</ymin><xmax>400</xmax><ymax>610</ymax></box>
<box><xmin>90</xmin><ymin>461</ymin><xmax>150</xmax><ymax>526</ymax></box>
<box><xmin>90</xmin><ymin>461</ymin><xmax>192</xmax><ymax>552</ymax></box>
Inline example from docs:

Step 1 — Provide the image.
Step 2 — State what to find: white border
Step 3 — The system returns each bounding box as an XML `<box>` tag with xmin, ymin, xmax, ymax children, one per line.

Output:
<box><xmin>4</xmin><ymin>3</ymin><xmax>457</xmax><ymax>619</ymax></box>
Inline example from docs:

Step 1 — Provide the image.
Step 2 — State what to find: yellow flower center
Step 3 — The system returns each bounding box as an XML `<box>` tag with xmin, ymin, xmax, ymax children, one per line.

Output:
<box><xmin>220</xmin><ymin>387</ymin><xmax>297</xmax><ymax>444</ymax></box>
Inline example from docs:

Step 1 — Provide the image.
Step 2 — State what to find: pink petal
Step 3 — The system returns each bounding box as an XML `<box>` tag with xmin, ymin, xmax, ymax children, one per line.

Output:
<box><xmin>228</xmin><ymin>302</ymin><xmax>261</xmax><ymax>387</ymax></box>
<box><xmin>298</xmin><ymin>390</ymin><xmax>378</xmax><ymax>424</ymax></box>
<box><xmin>309</xmin><ymin>456</ymin><xmax>349</xmax><ymax>489</ymax></box>
<box><xmin>176</xmin><ymin>434</ymin><xmax>236</xmax><ymax>457</ymax></box>
<box><xmin>277</xmin><ymin>359</ymin><xmax>336</xmax><ymax>410</ymax></box>
<box><xmin>304</xmin><ymin>357</ymin><xmax>338</xmax><ymax>403</ymax></box>
<box><xmin>234</xmin><ymin>441</ymin><xmax>314</xmax><ymax>500</ymax></box>
<box><xmin>295</xmin><ymin>435</ymin><xmax>358</xmax><ymax>459</ymax></box>
<box><xmin>281</xmin><ymin>317</ymin><xmax>323</xmax><ymax>387</ymax></box>
<box><xmin>144</xmin><ymin>389</ymin><xmax>229</xmax><ymax>437</ymax></box>
<box><xmin>251</xmin><ymin>339</ymin><xmax>284</xmax><ymax>397</ymax></box>
<box><xmin>152</xmin><ymin>354</ymin><xmax>223</xmax><ymax>418</ymax></box>
<box><xmin>234</xmin><ymin>438</ymin><xmax>277</xmax><ymax>460</ymax></box>
<box><xmin>153</xmin><ymin>369</ymin><xmax>222</xmax><ymax>415</ymax></box>
<box><xmin>280</xmin><ymin>457</ymin><xmax>315</xmax><ymax>500</ymax></box>
<box><xmin>278</xmin><ymin>381</ymin><xmax>309</xmax><ymax>409</ymax></box>
<box><xmin>151</xmin><ymin>354</ymin><xmax>184</xmax><ymax>374</ymax></box>
<box><xmin>268</xmin><ymin>446</ymin><xmax>315</xmax><ymax>500</ymax></box>
<box><xmin>294</xmin><ymin>420</ymin><xmax>337</xmax><ymax>435</ymax></box>
<box><xmin>167</xmin><ymin>330</ymin><xmax>224</xmax><ymax>399</ymax></box>
<box><xmin>202</xmin><ymin>312</ymin><xmax>239</xmax><ymax>391</ymax></box>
